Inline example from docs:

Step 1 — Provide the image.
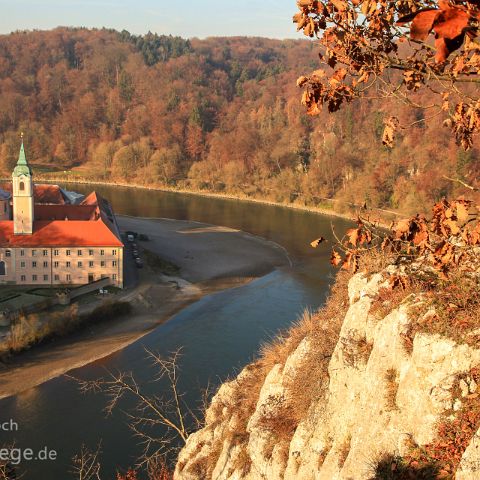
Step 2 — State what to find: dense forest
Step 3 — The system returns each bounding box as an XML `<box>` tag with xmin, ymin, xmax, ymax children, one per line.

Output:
<box><xmin>0</xmin><ymin>28</ymin><xmax>478</xmax><ymax>215</ymax></box>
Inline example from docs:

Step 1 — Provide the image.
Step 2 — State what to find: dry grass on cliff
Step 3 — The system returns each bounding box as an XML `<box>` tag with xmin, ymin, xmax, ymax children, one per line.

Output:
<box><xmin>384</xmin><ymin>368</ymin><xmax>399</xmax><ymax>412</ymax></box>
<box><xmin>190</xmin><ymin>271</ymin><xmax>351</xmax><ymax>477</ymax></box>
<box><xmin>262</xmin><ymin>271</ymin><xmax>349</xmax><ymax>411</ymax></box>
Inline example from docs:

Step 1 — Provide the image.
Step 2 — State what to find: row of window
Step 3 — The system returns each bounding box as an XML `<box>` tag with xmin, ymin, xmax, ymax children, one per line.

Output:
<box><xmin>13</xmin><ymin>249</ymin><xmax>118</xmax><ymax>257</ymax></box>
<box><xmin>19</xmin><ymin>261</ymin><xmax>118</xmax><ymax>268</ymax></box>
<box><xmin>19</xmin><ymin>274</ymin><xmax>118</xmax><ymax>282</ymax></box>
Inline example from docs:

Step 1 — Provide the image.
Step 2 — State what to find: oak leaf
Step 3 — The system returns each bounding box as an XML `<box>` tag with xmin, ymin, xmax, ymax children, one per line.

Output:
<box><xmin>310</xmin><ymin>237</ymin><xmax>327</xmax><ymax>248</ymax></box>
<box><xmin>330</xmin><ymin>250</ymin><xmax>342</xmax><ymax>266</ymax></box>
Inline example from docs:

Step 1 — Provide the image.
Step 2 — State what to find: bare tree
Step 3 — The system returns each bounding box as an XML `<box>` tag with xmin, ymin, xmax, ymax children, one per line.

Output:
<box><xmin>71</xmin><ymin>444</ymin><xmax>102</xmax><ymax>480</ymax></box>
<box><xmin>70</xmin><ymin>349</ymin><xmax>194</xmax><ymax>474</ymax></box>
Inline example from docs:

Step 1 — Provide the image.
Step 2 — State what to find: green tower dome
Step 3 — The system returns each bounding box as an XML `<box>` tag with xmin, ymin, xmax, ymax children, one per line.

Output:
<box><xmin>12</xmin><ymin>140</ymin><xmax>32</xmax><ymax>177</ymax></box>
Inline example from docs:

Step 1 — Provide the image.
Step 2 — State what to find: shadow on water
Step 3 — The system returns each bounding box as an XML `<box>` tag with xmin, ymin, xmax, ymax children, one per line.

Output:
<box><xmin>0</xmin><ymin>185</ymin><xmax>352</xmax><ymax>479</ymax></box>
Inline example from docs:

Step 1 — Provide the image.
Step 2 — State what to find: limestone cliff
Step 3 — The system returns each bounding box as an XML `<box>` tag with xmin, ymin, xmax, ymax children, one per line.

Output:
<box><xmin>174</xmin><ymin>272</ymin><xmax>480</xmax><ymax>480</ymax></box>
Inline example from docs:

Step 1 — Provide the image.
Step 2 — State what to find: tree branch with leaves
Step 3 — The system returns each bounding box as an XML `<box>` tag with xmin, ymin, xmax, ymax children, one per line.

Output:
<box><xmin>294</xmin><ymin>0</ymin><xmax>480</xmax><ymax>149</ymax></box>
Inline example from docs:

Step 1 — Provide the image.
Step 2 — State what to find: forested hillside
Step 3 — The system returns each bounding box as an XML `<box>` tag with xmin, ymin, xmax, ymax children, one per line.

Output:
<box><xmin>0</xmin><ymin>28</ymin><xmax>478</xmax><ymax>214</ymax></box>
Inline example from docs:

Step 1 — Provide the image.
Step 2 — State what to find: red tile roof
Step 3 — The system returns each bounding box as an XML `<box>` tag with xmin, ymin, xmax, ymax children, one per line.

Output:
<box><xmin>81</xmin><ymin>191</ymin><xmax>100</xmax><ymax>206</ymax></box>
<box><xmin>34</xmin><ymin>205</ymin><xmax>98</xmax><ymax>221</ymax></box>
<box><xmin>0</xmin><ymin>220</ymin><xmax>123</xmax><ymax>247</ymax></box>
<box><xmin>1</xmin><ymin>184</ymin><xmax>66</xmax><ymax>204</ymax></box>
<box><xmin>0</xmin><ymin>185</ymin><xmax>123</xmax><ymax>248</ymax></box>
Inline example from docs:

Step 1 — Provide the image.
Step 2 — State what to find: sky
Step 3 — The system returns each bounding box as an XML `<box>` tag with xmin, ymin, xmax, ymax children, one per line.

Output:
<box><xmin>0</xmin><ymin>0</ymin><xmax>302</xmax><ymax>39</ymax></box>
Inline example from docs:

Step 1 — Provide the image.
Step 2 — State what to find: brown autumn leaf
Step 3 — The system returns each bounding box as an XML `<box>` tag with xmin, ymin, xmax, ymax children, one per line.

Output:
<box><xmin>342</xmin><ymin>252</ymin><xmax>358</xmax><ymax>273</ymax></box>
<box><xmin>397</xmin><ymin>1</ymin><xmax>473</xmax><ymax>62</ymax></box>
<box><xmin>444</xmin><ymin>218</ymin><xmax>460</xmax><ymax>235</ymax></box>
<box><xmin>297</xmin><ymin>76</ymin><xmax>309</xmax><ymax>87</ymax></box>
<box><xmin>398</xmin><ymin>9</ymin><xmax>439</xmax><ymax>41</ymax></box>
<box><xmin>330</xmin><ymin>250</ymin><xmax>342</xmax><ymax>266</ymax></box>
<box><xmin>413</xmin><ymin>230</ymin><xmax>429</xmax><ymax>246</ymax></box>
<box><xmin>433</xmin><ymin>4</ymin><xmax>471</xmax><ymax>41</ymax></box>
<box><xmin>346</xmin><ymin>227</ymin><xmax>361</xmax><ymax>246</ymax></box>
<box><xmin>456</xmin><ymin>201</ymin><xmax>470</xmax><ymax>225</ymax></box>
<box><xmin>331</xmin><ymin>0</ymin><xmax>348</xmax><ymax>12</ymax></box>
<box><xmin>381</xmin><ymin>236</ymin><xmax>391</xmax><ymax>251</ymax></box>
<box><xmin>330</xmin><ymin>68</ymin><xmax>347</xmax><ymax>85</ymax></box>
<box><xmin>310</xmin><ymin>237</ymin><xmax>327</xmax><ymax>248</ymax></box>
<box><xmin>389</xmin><ymin>275</ymin><xmax>408</xmax><ymax>290</ymax></box>
<box><xmin>394</xmin><ymin>218</ymin><xmax>411</xmax><ymax>239</ymax></box>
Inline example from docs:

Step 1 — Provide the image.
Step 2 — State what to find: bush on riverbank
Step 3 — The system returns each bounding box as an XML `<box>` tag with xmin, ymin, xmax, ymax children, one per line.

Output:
<box><xmin>0</xmin><ymin>301</ymin><xmax>132</xmax><ymax>361</ymax></box>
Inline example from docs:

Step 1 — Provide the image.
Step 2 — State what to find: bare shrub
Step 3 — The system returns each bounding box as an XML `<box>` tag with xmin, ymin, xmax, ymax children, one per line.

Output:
<box><xmin>368</xmin><ymin>453</ymin><xmax>440</xmax><ymax>480</ymax></box>
<box><xmin>1</xmin><ymin>301</ymin><xmax>132</xmax><ymax>361</ymax></box>
<box><xmin>341</xmin><ymin>331</ymin><xmax>373</xmax><ymax>368</ymax></box>
<box><xmin>71</xmin><ymin>349</ymin><xmax>190</xmax><ymax>475</ymax></box>
<box><xmin>262</xmin><ymin>272</ymin><xmax>350</xmax><ymax>422</ymax></box>
<box><xmin>384</xmin><ymin>369</ymin><xmax>399</xmax><ymax>412</ymax></box>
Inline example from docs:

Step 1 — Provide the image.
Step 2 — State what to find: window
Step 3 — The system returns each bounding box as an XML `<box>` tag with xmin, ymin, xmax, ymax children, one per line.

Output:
<box><xmin>100</xmin><ymin>250</ymin><xmax>105</xmax><ymax>256</ymax></box>
<box><xmin>43</xmin><ymin>250</ymin><xmax>48</xmax><ymax>256</ymax></box>
<box><xmin>66</xmin><ymin>250</ymin><xmax>71</xmax><ymax>256</ymax></box>
<box><xmin>19</xmin><ymin>181</ymin><xmax>24</xmax><ymax>191</ymax></box>
<box><xmin>20</xmin><ymin>275</ymin><xmax>26</xmax><ymax>282</ymax></box>
<box><xmin>20</xmin><ymin>261</ymin><xmax>25</xmax><ymax>268</ymax></box>
<box><xmin>54</xmin><ymin>274</ymin><xmax>59</xmax><ymax>281</ymax></box>
<box><xmin>78</xmin><ymin>261</ymin><xmax>83</xmax><ymax>268</ymax></box>
<box><xmin>32</xmin><ymin>261</ymin><xmax>37</xmax><ymax>268</ymax></box>
<box><xmin>112</xmin><ymin>250</ymin><xmax>117</xmax><ymax>256</ymax></box>
<box><xmin>113</xmin><ymin>274</ymin><xmax>117</xmax><ymax>281</ymax></box>
<box><xmin>77</xmin><ymin>250</ymin><xmax>82</xmax><ymax>256</ymax></box>
<box><xmin>32</xmin><ymin>275</ymin><xmax>37</xmax><ymax>282</ymax></box>
<box><xmin>112</xmin><ymin>261</ymin><xmax>117</xmax><ymax>267</ymax></box>
<box><xmin>54</xmin><ymin>261</ymin><xmax>59</xmax><ymax>268</ymax></box>
<box><xmin>89</xmin><ymin>250</ymin><xmax>94</xmax><ymax>256</ymax></box>
<box><xmin>54</xmin><ymin>250</ymin><xmax>59</xmax><ymax>256</ymax></box>
<box><xmin>101</xmin><ymin>261</ymin><xmax>105</xmax><ymax>267</ymax></box>
<box><xmin>20</xmin><ymin>250</ymin><xmax>25</xmax><ymax>257</ymax></box>
<box><xmin>5</xmin><ymin>250</ymin><xmax>11</xmax><ymax>257</ymax></box>
<box><xmin>66</xmin><ymin>261</ymin><xmax>71</xmax><ymax>268</ymax></box>
<box><xmin>0</xmin><ymin>261</ymin><xmax>5</xmax><ymax>276</ymax></box>
<box><xmin>89</xmin><ymin>261</ymin><xmax>94</xmax><ymax>268</ymax></box>
<box><xmin>43</xmin><ymin>275</ymin><xmax>48</xmax><ymax>281</ymax></box>
<box><xmin>66</xmin><ymin>274</ymin><xmax>71</xmax><ymax>282</ymax></box>
<box><xmin>43</xmin><ymin>261</ymin><xmax>48</xmax><ymax>268</ymax></box>
<box><xmin>31</xmin><ymin>250</ymin><xmax>36</xmax><ymax>257</ymax></box>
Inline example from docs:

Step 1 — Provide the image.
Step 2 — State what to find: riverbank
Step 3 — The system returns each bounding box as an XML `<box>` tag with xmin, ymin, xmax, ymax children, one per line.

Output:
<box><xmin>0</xmin><ymin>217</ymin><xmax>289</xmax><ymax>400</ymax></box>
<box><xmin>26</xmin><ymin>175</ymin><xmax>403</xmax><ymax>227</ymax></box>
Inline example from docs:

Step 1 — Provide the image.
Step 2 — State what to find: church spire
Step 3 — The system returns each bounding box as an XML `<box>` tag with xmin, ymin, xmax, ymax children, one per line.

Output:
<box><xmin>13</xmin><ymin>133</ymin><xmax>32</xmax><ymax>177</ymax></box>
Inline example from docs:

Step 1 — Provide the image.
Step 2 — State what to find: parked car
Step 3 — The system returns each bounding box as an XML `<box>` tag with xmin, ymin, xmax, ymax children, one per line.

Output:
<box><xmin>127</xmin><ymin>234</ymin><xmax>135</xmax><ymax>242</ymax></box>
<box><xmin>132</xmin><ymin>250</ymin><xmax>139</xmax><ymax>258</ymax></box>
<box><xmin>135</xmin><ymin>258</ymin><xmax>143</xmax><ymax>268</ymax></box>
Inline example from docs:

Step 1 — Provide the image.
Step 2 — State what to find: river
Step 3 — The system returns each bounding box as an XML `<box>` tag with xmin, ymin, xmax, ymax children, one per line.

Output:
<box><xmin>0</xmin><ymin>185</ymin><xmax>352</xmax><ymax>479</ymax></box>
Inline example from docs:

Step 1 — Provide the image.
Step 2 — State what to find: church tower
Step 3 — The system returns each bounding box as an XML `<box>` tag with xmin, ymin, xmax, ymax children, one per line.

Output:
<box><xmin>12</xmin><ymin>136</ymin><xmax>34</xmax><ymax>235</ymax></box>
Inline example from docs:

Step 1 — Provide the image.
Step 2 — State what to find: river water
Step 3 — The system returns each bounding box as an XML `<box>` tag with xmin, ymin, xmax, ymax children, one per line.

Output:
<box><xmin>0</xmin><ymin>185</ymin><xmax>351</xmax><ymax>479</ymax></box>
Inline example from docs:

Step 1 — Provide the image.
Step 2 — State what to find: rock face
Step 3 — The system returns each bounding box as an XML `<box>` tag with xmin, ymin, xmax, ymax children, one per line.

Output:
<box><xmin>174</xmin><ymin>273</ymin><xmax>480</xmax><ymax>480</ymax></box>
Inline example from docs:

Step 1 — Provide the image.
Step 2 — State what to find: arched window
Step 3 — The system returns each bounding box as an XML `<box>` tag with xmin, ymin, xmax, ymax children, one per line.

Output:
<box><xmin>0</xmin><ymin>261</ymin><xmax>5</xmax><ymax>276</ymax></box>
<box><xmin>19</xmin><ymin>181</ymin><xmax>25</xmax><ymax>191</ymax></box>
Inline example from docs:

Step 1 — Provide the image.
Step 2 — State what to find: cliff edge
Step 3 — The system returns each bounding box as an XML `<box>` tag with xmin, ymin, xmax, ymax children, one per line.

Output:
<box><xmin>174</xmin><ymin>271</ymin><xmax>480</xmax><ymax>479</ymax></box>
